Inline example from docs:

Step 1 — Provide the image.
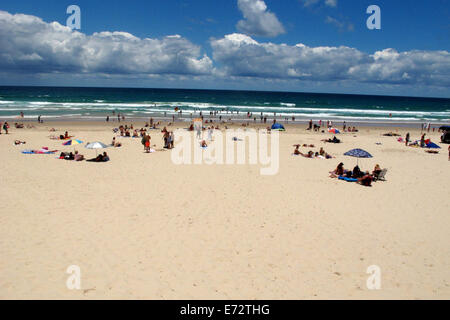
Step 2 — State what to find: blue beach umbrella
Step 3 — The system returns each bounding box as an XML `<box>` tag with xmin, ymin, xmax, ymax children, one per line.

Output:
<box><xmin>344</xmin><ymin>149</ymin><xmax>373</xmax><ymax>158</ymax></box>
<box><xmin>425</xmin><ymin>142</ymin><xmax>441</xmax><ymax>149</ymax></box>
<box><xmin>271</xmin><ymin>123</ymin><xmax>285</xmax><ymax>131</ymax></box>
<box><xmin>344</xmin><ymin>148</ymin><xmax>373</xmax><ymax>165</ymax></box>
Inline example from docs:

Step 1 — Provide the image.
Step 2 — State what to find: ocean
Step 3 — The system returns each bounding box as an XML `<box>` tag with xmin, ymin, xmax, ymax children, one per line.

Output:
<box><xmin>0</xmin><ymin>86</ymin><xmax>449</xmax><ymax>124</ymax></box>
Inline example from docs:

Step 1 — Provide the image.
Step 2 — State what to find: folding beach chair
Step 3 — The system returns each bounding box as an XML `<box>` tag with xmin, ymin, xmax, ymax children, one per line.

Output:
<box><xmin>375</xmin><ymin>169</ymin><xmax>387</xmax><ymax>181</ymax></box>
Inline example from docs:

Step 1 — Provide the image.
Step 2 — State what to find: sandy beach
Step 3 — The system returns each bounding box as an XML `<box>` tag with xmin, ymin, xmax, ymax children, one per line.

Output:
<box><xmin>0</xmin><ymin>120</ymin><xmax>449</xmax><ymax>300</ymax></box>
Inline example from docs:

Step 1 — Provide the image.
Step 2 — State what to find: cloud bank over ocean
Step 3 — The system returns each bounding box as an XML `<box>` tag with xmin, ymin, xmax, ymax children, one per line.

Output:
<box><xmin>0</xmin><ymin>4</ymin><xmax>449</xmax><ymax>96</ymax></box>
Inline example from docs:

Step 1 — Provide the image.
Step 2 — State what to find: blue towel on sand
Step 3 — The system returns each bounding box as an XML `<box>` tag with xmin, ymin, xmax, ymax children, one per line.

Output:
<box><xmin>339</xmin><ymin>176</ymin><xmax>358</xmax><ymax>182</ymax></box>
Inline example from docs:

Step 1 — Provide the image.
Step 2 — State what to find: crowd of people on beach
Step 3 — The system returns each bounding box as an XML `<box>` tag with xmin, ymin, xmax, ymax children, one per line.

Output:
<box><xmin>329</xmin><ymin>163</ymin><xmax>384</xmax><ymax>187</ymax></box>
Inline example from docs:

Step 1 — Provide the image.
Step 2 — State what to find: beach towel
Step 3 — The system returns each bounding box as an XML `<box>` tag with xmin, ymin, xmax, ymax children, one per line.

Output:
<box><xmin>338</xmin><ymin>176</ymin><xmax>358</xmax><ymax>182</ymax></box>
<box><xmin>22</xmin><ymin>149</ymin><xmax>56</xmax><ymax>155</ymax></box>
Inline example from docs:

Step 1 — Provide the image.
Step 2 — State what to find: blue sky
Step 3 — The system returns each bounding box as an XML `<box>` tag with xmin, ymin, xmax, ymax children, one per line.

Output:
<box><xmin>0</xmin><ymin>0</ymin><xmax>449</xmax><ymax>97</ymax></box>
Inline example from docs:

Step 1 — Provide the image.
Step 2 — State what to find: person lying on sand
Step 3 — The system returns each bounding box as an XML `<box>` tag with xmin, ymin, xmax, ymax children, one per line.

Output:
<box><xmin>357</xmin><ymin>172</ymin><xmax>373</xmax><ymax>186</ymax></box>
<box><xmin>383</xmin><ymin>132</ymin><xmax>400</xmax><ymax>137</ymax></box>
<box><xmin>298</xmin><ymin>151</ymin><xmax>314</xmax><ymax>158</ymax></box>
<box><xmin>14</xmin><ymin>140</ymin><xmax>26</xmax><ymax>145</ymax></box>
<box><xmin>14</xmin><ymin>123</ymin><xmax>24</xmax><ymax>129</ymax></box>
<box><xmin>322</xmin><ymin>136</ymin><xmax>341</xmax><ymax>144</ymax></box>
<box><xmin>87</xmin><ymin>152</ymin><xmax>110</xmax><ymax>162</ymax></box>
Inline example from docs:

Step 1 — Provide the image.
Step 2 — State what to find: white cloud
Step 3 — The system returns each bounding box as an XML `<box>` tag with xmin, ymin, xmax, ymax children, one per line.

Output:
<box><xmin>236</xmin><ymin>0</ymin><xmax>285</xmax><ymax>37</ymax></box>
<box><xmin>0</xmin><ymin>11</ymin><xmax>213</xmax><ymax>76</ymax></box>
<box><xmin>325</xmin><ymin>0</ymin><xmax>337</xmax><ymax>7</ymax></box>
<box><xmin>1</xmin><ymin>10</ymin><xmax>449</xmax><ymax>94</ymax></box>
<box><xmin>325</xmin><ymin>16</ymin><xmax>354</xmax><ymax>32</ymax></box>
<box><xmin>302</xmin><ymin>0</ymin><xmax>337</xmax><ymax>7</ymax></box>
<box><xmin>211</xmin><ymin>34</ymin><xmax>450</xmax><ymax>86</ymax></box>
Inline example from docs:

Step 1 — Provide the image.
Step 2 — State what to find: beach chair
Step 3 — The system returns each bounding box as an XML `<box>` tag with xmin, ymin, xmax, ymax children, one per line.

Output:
<box><xmin>375</xmin><ymin>169</ymin><xmax>387</xmax><ymax>181</ymax></box>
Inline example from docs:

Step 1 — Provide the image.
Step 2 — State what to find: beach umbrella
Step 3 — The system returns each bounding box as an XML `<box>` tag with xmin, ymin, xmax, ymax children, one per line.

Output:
<box><xmin>344</xmin><ymin>148</ymin><xmax>373</xmax><ymax>165</ymax></box>
<box><xmin>85</xmin><ymin>141</ymin><xmax>109</xmax><ymax>156</ymax></box>
<box><xmin>425</xmin><ymin>142</ymin><xmax>441</xmax><ymax>149</ymax></box>
<box><xmin>328</xmin><ymin>128</ymin><xmax>340</xmax><ymax>134</ymax></box>
<box><xmin>62</xmin><ymin>139</ymin><xmax>83</xmax><ymax>146</ymax></box>
<box><xmin>271</xmin><ymin>123</ymin><xmax>286</xmax><ymax>131</ymax></box>
<box><xmin>62</xmin><ymin>139</ymin><xmax>83</xmax><ymax>152</ymax></box>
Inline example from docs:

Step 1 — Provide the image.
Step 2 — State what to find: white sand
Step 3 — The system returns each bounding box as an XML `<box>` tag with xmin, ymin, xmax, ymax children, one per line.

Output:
<box><xmin>0</xmin><ymin>121</ymin><xmax>449</xmax><ymax>299</ymax></box>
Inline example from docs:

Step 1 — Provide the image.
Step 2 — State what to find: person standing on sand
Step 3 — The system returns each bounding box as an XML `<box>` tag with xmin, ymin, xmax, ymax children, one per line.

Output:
<box><xmin>3</xmin><ymin>121</ymin><xmax>9</xmax><ymax>134</ymax></box>
<box><xmin>143</xmin><ymin>134</ymin><xmax>151</xmax><ymax>153</ymax></box>
<box><xmin>405</xmin><ymin>132</ymin><xmax>410</xmax><ymax>146</ymax></box>
<box><xmin>420</xmin><ymin>133</ymin><xmax>426</xmax><ymax>148</ymax></box>
<box><xmin>208</xmin><ymin>127</ymin><xmax>213</xmax><ymax>141</ymax></box>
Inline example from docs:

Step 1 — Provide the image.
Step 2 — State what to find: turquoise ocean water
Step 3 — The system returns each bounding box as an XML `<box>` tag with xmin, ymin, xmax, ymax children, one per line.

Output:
<box><xmin>0</xmin><ymin>86</ymin><xmax>449</xmax><ymax>124</ymax></box>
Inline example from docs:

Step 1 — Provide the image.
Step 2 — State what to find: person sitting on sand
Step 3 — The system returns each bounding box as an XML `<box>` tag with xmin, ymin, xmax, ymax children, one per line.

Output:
<box><xmin>111</xmin><ymin>137</ymin><xmax>122</xmax><ymax>148</ymax></box>
<box><xmin>201</xmin><ymin>140</ymin><xmax>208</xmax><ymax>148</ymax></box>
<box><xmin>64</xmin><ymin>152</ymin><xmax>75</xmax><ymax>160</ymax></box>
<box><xmin>133</xmin><ymin>130</ymin><xmax>139</xmax><ymax>138</ymax></box>
<box><xmin>330</xmin><ymin>163</ymin><xmax>345</xmax><ymax>177</ymax></box>
<box><xmin>352</xmin><ymin>127</ymin><xmax>358</xmax><ymax>132</ymax></box>
<box><xmin>358</xmin><ymin>171</ymin><xmax>373</xmax><ymax>186</ymax></box>
<box><xmin>189</xmin><ymin>124</ymin><xmax>194</xmax><ymax>131</ymax></box>
<box><xmin>293</xmin><ymin>145</ymin><xmax>301</xmax><ymax>155</ymax></box>
<box><xmin>319</xmin><ymin>147</ymin><xmax>325</xmax><ymax>156</ymax></box>
<box><xmin>74</xmin><ymin>151</ymin><xmax>84</xmax><ymax>161</ymax></box>
<box><xmin>14</xmin><ymin>123</ymin><xmax>24</xmax><ymax>129</ymax></box>
<box><xmin>372</xmin><ymin>164</ymin><xmax>382</xmax><ymax>179</ymax></box>
<box><xmin>352</xmin><ymin>165</ymin><xmax>363</xmax><ymax>179</ymax></box>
